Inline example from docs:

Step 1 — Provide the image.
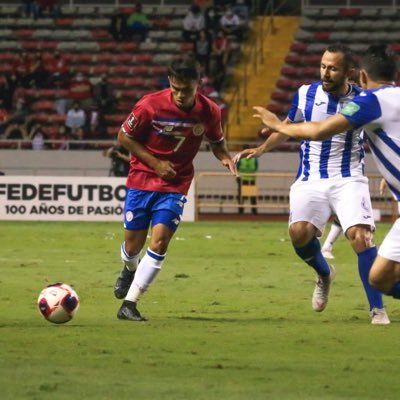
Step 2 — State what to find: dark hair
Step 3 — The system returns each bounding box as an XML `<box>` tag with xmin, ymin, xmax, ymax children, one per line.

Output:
<box><xmin>325</xmin><ymin>43</ymin><xmax>354</xmax><ymax>70</ymax></box>
<box><xmin>168</xmin><ymin>55</ymin><xmax>201</xmax><ymax>81</ymax></box>
<box><xmin>360</xmin><ymin>44</ymin><xmax>397</xmax><ymax>82</ymax></box>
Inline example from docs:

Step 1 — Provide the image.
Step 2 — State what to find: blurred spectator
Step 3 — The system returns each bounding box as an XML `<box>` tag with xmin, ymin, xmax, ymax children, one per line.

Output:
<box><xmin>182</xmin><ymin>5</ymin><xmax>205</xmax><ymax>42</ymax></box>
<box><xmin>0</xmin><ymin>99</ymin><xmax>10</xmax><ymax>136</ymax></box>
<box><xmin>103</xmin><ymin>143</ymin><xmax>130</xmax><ymax>177</ymax></box>
<box><xmin>0</xmin><ymin>75</ymin><xmax>14</xmax><ymax>111</ymax></box>
<box><xmin>194</xmin><ymin>0</ymin><xmax>213</xmax><ymax>9</ymax></box>
<box><xmin>47</xmin><ymin>51</ymin><xmax>69</xmax><ymax>87</ymax></box>
<box><xmin>93</xmin><ymin>74</ymin><xmax>115</xmax><ymax>111</ymax></box>
<box><xmin>110</xmin><ymin>9</ymin><xmax>128</xmax><ymax>41</ymax></box>
<box><xmin>85</xmin><ymin>104</ymin><xmax>107</xmax><ymax>140</ymax></box>
<box><xmin>127</xmin><ymin>3</ymin><xmax>151</xmax><ymax>42</ymax></box>
<box><xmin>65</xmin><ymin>102</ymin><xmax>85</xmax><ymax>141</ymax></box>
<box><xmin>37</xmin><ymin>0</ymin><xmax>60</xmax><ymax>18</ymax></box>
<box><xmin>194</xmin><ymin>29</ymin><xmax>212</xmax><ymax>74</ymax></box>
<box><xmin>54</xmin><ymin>80</ymin><xmax>68</xmax><ymax>114</ymax></box>
<box><xmin>204</xmin><ymin>5</ymin><xmax>223</xmax><ymax>32</ymax></box>
<box><xmin>3</xmin><ymin>98</ymin><xmax>29</xmax><ymax>140</ymax></box>
<box><xmin>220</xmin><ymin>7</ymin><xmax>243</xmax><ymax>40</ymax></box>
<box><xmin>22</xmin><ymin>0</ymin><xmax>39</xmax><ymax>19</ymax></box>
<box><xmin>67</xmin><ymin>72</ymin><xmax>93</xmax><ymax>110</ymax></box>
<box><xmin>28</xmin><ymin>51</ymin><xmax>49</xmax><ymax>88</ymax></box>
<box><xmin>211</xmin><ymin>30</ymin><xmax>230</xmax><ymax>89</ymax></box>
<box><xmin>13</xmin><ymin>51</ymin><xmax>31</xmax><ymax>88</ymax></box>
<box><xmin>233</xmin><ymin>0</ymin><xmax>251</xmax><ymax>22</ymax></box>
<box><xmin>29</xmin><ymin>123</ymin><xmax>48</xmax><ymax>150</ymax></box>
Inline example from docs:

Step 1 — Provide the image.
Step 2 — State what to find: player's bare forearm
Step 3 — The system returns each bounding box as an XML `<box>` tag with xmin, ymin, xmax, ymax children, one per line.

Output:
<box><xmin>117</xmin><ymin>129</ymin><xmax>176</xmax><ymax>179</ymax></box>
<box><xmin>253</xmin><ymin>107</ymin><xmax>353</xmax><ymax>141</ymax></box>
<box><xmin>210</xmin><ymin>139</ymin><xmax>238</xmax><ymax>176</ymax></box>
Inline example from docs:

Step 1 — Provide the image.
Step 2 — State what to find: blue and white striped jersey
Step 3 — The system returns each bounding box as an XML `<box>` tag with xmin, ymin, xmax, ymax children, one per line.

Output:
<box><xmin>288</xmin><ymin>81</ymin><xmax>363</xmax><ymax>181</ymax></box>
<box><xmin>341</xmin><ymin>85</ymin><xmax>400</xmax><ymax>201</ymax></box>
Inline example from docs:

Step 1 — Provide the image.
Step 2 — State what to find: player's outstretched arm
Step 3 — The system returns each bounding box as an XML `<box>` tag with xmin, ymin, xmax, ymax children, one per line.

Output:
<box><xmin>232</xmin><ymin>118</ymin><xmax>290</xmax><ymax>164</ymax></box>
<box><xmin>118</xmin><ymin>129</ymin><xmax>177</xmax><ymax>180</ymax></box>
<box><xmin>252</xmin><ymin>106</ymin><xmax>353</xmax><ymax>141</ymax></box>
<box><xmin>210</xmin><ymin>139</ymin><xmax>238</xmax><ymax>176</ymax></box>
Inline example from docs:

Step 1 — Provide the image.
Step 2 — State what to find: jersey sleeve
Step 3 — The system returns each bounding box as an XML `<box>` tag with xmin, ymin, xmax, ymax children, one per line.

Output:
<box><xmin>287</xmin><ymin>90</ymin><xmax>304</xmax><ymax>123</ymax></box>
<box><xmin>205</xmin><ymin>105</ymin><xmax>224</xmax><ymax>143</ymax></box>
<box><xmin>340</xmin><ymin>91</ymin><xmax>382</xmax><ymax>129</ymax></box>
<box><xmin>121</xmin><ymin>98</ymin><xmax>152</xmax><ymax>139</ymax></box>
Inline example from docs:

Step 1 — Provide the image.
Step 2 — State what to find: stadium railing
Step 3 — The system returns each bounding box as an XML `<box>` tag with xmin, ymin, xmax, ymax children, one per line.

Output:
<box><xmin>195</xmin><ymin>172</ymin><xmax>399</xmax><ymax>221</ymax></box>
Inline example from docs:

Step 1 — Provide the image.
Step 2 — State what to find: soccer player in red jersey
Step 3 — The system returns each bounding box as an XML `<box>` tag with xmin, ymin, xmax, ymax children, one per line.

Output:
<box><xmin>114</xmin><ymin>55</ymin><xmax>237</xmax><ymax>321</ymax></box>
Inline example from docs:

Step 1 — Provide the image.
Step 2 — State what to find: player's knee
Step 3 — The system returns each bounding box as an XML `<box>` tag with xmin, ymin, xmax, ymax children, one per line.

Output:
<box><xmin>289</xmin><ymin>223</ymin><xmax>315</xmax><ymax>247</ymax></box>
<box><xmin>149</xmin><ymin>237</ymin><xmax>170</xmax><ymax>255</ymax></box>
<box><xmin>347</xmin><ymin>225</ymin><xmax>374</xmax><ymax>252</ymax></box>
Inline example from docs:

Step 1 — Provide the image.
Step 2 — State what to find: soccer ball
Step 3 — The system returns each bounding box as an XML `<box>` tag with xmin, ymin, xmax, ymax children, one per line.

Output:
<box><xmin>37</xmin><ymin>283</ymin><xmax>80</xmax><ymax>324</ymax></box>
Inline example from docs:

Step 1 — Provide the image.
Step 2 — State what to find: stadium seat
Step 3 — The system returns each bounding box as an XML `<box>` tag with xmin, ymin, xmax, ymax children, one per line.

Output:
<box><xmin>339</xmin><ymin>8</ymin><xmax>361</xmax><ymax>17</ymax></box>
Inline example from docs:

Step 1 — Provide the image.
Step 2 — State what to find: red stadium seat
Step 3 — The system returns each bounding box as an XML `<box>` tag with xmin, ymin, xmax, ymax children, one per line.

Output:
<box><xmin>276</xmin><ymin>79</ymin><xmax>294</xmax><ymax>89</ymax></box>
<box><xmin>290</xmin><ymin>42</ymin><xmax>308</xmax><ymax>52</ymax></box>
<box><xmin>91</xmin><ymin>30</ymin><xmax>110</xmax><ymax>39</ymax></box>
<box><xmin>15</xmin><ymin>29</ymin><xmax>33</xmax><ymax>38</ymax></box>
<box><xmin>55</xmin><ymin>18</ymin><xmax>74</xmax><ymax>27</ymax></box>
<box><xmin>107</xmin><ymin>126</ymin><xmax>120</xmax><ymax>136</ymax></box>
<box><xmin>313</xmin><ymin>32</ymin><xmax>330</xmax><ymax>41</ymax></box>
<box><xmin>281</xmin><ymin>66</ymin><xmax>298</xmax><ymax>77</ymax></box>
<box><xmin>31</xmin><ymin>101</ymin><xmax>55</xmax><ymax>111</ymax></box>
<box><xmin>118</xmin><ymin>42</ymin><xmax>140</xmax><ymax>52</ymax></box>
<box><xmin>271</xmin><ymin>91</ymin><xmax>292</xmax><ymax>102</ymax></box>
<box><xmin>339</xmin><ymin>8</ymin><xmax>361</xmax><ymax>17</ymax></box>
<box><xmin>152</xmin><ymin>18</ymin><xmax>171</xmax><ymax>28</ymax></box>
<box><xmin>135</xmin><ymin>54</ymin><xmax>153</xmax><ymax>63</ymax></box>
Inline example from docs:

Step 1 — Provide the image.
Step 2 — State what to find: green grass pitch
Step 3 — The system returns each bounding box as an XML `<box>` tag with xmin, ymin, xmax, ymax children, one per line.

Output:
<box><xmin>1</xmin><ymin>220</ymin><xmax>399</xmax><ymax>400</ymax></box>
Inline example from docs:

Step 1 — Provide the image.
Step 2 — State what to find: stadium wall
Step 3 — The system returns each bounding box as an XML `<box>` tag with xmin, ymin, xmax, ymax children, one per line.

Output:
<box><xmin>0</xmin><ymin>150</ymin><xmax>381</xmax><ymax>176</ymax></box>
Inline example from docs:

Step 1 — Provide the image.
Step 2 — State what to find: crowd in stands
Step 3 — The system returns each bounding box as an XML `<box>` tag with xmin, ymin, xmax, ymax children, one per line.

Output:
<box><xmin>0</xmin><ymin>0</ymin><xmax>251</xmax><ymax>149</ymax></box>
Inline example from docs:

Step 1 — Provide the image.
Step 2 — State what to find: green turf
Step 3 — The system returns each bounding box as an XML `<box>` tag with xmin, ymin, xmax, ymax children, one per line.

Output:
<box><xmin>1</xmin><ymin>221</ymin><xmax>399</xmax><ymax>400</ymax></box>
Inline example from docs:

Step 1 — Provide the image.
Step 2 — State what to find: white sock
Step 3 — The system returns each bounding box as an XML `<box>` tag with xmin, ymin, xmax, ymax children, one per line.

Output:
<box><xmin>121</xmin><ymin>242</ymin><xmax>140</xmax><ymax>271</ymax></box>
<box><xmin>125</xmin><ymin>248</ymin><xmax>165</xmax><ymax>303</ymax></box>
<box><xmin>322</xmin><ymin>223</ymin><xmax>343</xmax><ymax>250</ymax></box>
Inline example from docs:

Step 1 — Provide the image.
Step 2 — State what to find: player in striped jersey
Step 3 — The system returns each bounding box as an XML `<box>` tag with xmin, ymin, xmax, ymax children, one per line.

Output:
<box><xmin>252</xmin><ymin>44</ymin><xmax>399</xmax><ymax>314</ymax></box>
<box><xmin>235</xmin><ymin>44</ymin><xmax>389</xmax><ymax>324</ymax></box>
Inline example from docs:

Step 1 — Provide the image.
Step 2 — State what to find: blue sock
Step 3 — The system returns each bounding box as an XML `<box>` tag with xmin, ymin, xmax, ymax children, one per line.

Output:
<box><xmin>388</xmin><ymin>282</ymin><xmax>400</xmax><ymax>299</ymax></box>
<box><xmin>358</xmin><ymin>247</ymin><xmax>383</xmax><ymax>310</ymax></box>
<box><xmin>294</xmin><ymin>238</ymin><xmax>331</xmax><ymax>276</ymax></box>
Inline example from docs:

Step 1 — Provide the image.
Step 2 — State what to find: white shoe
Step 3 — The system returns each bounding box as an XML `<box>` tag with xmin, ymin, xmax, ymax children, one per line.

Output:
<box><xmin>321</xmin><ymin>248</ymin><xmax>335</xmax><ymax>259</ymax></box>
<box><xmin>312</xmin><ymin>265</ymin><xmax>336</xmax><ymax>312</ymax></box>
<box><xmin>370</xmin><ymin>308</ymin><xmax>391</xmax><ymax>325</ymax></box>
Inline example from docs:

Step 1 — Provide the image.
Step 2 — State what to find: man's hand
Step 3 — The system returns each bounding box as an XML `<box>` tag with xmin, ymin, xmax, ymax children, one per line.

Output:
<box><xmin>233</xmin><ymin>146</ymin><xmax>264</xmax><ymax>164</ymax></box>
<box><xmin>154</xmin><ymin>160</ymin><xmax>177</xmax><ymax>180</ymax></box>
<box><xmin>252</xmin><ymin>106</ymin><xmax>282</xmax><ymax>130</ymax></box>
<box><xmin>221</xmin><ymin>158</ymin><xmax>238</xmax><ymax>176</ymax></box>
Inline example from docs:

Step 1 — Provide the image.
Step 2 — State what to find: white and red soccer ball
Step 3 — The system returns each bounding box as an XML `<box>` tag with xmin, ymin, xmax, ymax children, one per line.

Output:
<box><xmin>37</xmin><ymin>283</ymin><xmax>80</xmax><ymax>324</ymax></box>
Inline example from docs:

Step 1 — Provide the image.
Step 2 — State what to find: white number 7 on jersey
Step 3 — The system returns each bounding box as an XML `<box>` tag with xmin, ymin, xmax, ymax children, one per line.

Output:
<box><xmin>173</xmin><ymin>135</ymin><xmax>186</xmax><ymax>152</ymax></box>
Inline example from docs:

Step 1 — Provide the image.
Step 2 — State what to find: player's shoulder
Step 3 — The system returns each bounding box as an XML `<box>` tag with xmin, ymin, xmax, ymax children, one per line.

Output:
<box><xmin>140</xmin><ymin>88</ymin><xmax>170</xmax><ymax>104</ymax></box>
<box><xmin>196</xmin><ymin>92</ymin><xmax>221</xmax><ymax>114</ymax></box>
<box><xmin>297</xmin><ymin>80</ymin><xmax>322</xmax><ymax>95</ymax></box>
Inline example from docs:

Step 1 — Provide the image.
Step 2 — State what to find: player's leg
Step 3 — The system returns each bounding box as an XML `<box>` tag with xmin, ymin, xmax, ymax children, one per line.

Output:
<box><xmin>321</xmin><ymin>216</ymin><xmax>342</xmax><ymax>259</ymax></box>
<box><xmin>114</xmin><ymin>228</ymin><xmax>148</xmax><ymax>299</ymax></box>
<box><xmin>114</xmin><ymin>188</ymin><xmax>150</xmax><ymax>299</ymax></box>
<box><xmin>370</xmin><ymin>218</ymin><xmax>400</xmax><ymax>298</ymax></box>
<box><xmin>120</xmin><ymin>193</ymin><xmax>186</xmax><ymax>321</ymax></box>
<box><xmin>335</xmin><ymin>177</ymin><xmax>389</xmax><ymax>324</ymax></box>
<box><xmin>289</xmin><ymin>182</ymin><xmax>335</xmax><ymax>311</ymax></box>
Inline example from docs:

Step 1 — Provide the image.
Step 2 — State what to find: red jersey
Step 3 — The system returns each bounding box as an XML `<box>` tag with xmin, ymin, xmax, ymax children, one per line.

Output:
<box><xmin>121</xmin><ymin>88</ymin><xmax>224</xmax><ymax>195</ymax></box>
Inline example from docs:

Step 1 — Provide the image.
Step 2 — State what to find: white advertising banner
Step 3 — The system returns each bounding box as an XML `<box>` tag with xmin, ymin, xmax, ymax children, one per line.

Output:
<box><xmin>0</xmin><ymin>176</ymin><xmax>195</xmax><ymax>222</ymax></box>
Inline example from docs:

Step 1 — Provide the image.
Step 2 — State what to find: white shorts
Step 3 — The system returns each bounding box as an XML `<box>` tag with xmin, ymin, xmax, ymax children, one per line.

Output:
<box><xmin>378</xmin><ymin>218</ymin><xmax>400</xmax><ymax>262</ymax></box>
<box><xmin>289</xmin><ymin>176</ymin><xmax>375</xmax><ymax>236</ymax></box>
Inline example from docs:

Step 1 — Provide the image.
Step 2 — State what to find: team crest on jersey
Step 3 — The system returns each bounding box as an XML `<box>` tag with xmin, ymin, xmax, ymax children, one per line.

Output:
<box><xmin>126</xmin><ymin>211</ymin><xmax>134</xmax><ymax>222</ymax></box>
<box><xmin>193</xmin><ymin>124</ymin><xmax>205</xmax><ymax>136</ymax></box>
<box><xmin>126</xmin><ymin>113</ymin><xmax>138</xmax><ymax>130</ymax></box>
